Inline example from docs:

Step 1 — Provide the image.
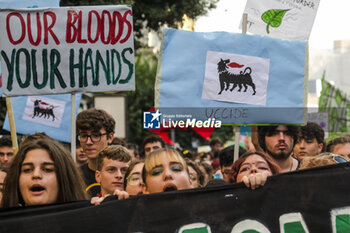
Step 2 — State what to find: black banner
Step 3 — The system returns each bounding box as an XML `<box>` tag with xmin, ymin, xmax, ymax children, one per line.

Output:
<box><xmin>1</xmin><ymin>163</ymin><xmax>350</xmax><ymax>232</ymax></box>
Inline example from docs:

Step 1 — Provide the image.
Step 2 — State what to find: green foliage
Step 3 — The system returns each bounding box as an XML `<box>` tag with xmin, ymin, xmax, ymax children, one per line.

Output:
<box><xmin>261</xmin><ymin>9</ymin><xmax>290</xmax><ymax>34</ymax></box>
<box><xmin>126</xmin><ymin>50</ymin><xmax>157</xmax><ymax>145</ymax></box>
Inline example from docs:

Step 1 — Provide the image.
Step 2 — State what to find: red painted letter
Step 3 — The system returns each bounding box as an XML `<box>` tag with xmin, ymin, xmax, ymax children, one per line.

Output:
<box><xmin>27</xmin><ymin>13</ymin><xmax>42</xmax><ymax>46</ymax></box>
<box><xmin>43</xmin><ymin>11</ymin><xmax>59</xmax><ymax>45</ymax></box>
<box><xmin>120</xmin><ymin>10</ymin><xmax>132</xmax><ymax>44</ymax></box>
<box><xmin>66</xmin><ymin>10</ymin><xmax>79</xmax><ymax>43</ymax></box>
<box><xmin>87</xmin><ymin>10</ymin><xmax>101</xmax><ymax>43</ymax></box>
<box><xmin>6</xmin><ymin>13</ymin><xmax>25</xmax><ymax>45</ymax></box>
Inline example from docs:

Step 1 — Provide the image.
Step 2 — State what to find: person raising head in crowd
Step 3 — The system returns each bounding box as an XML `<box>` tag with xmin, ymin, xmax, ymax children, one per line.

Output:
<box><xmin>1</xmin><ymin>134</ymin><xmax>87</xmax><ymax>208</ymax></box>
<box><xmin>326</xmin><ymin>135</ymin><xmax>350</xmax><ymax>160</ymax></box>
<box><xmin>95</xmin><ymin>145</ymin><xmax>132</xmax><ymax>197</ymax></box>
<box><xmin>142</xmin><ymin>134</ymin><xmax>166</xmax><ymax>158</ymax></box>
<box><xmin>230</xmin><ymin>151</ymin><xmax>281</xmax><ymax>189</ymax></box>
<box><xmin>293</xmin><ymin>122</ymin><xmax>325</xmax><ymax>160</ymax></box>
<box><xmin>0</xmin><ymin>135</ymin><xmax>15</xmax><ymax>169</ymax></box>
<box><xmin>257</xmin><ymin>125</ymin><xmax>299</xmax><ymax>172</ymax></box>
<box><xmin>76</xmin><ymin>108</ymin><xmax>115</xmax><ymax>197</ymax></box>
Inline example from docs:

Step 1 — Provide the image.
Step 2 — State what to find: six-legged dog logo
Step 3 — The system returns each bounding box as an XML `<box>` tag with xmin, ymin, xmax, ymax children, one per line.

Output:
<box><xmin>32</xmin><ymin>99</ymin><xmax>56</xmax><ymax>121</ymax></box>
<box><xmin>217</xmin><ymin>58</ymin><xmax>256</xmax><ymax>95</ymax></box>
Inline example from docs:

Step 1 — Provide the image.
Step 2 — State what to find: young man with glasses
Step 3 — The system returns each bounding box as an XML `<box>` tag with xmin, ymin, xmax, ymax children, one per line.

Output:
<box><xmin>76</xmin><ymin>108</ymin><xmax>115</xmax><ymax>197</ymax></box>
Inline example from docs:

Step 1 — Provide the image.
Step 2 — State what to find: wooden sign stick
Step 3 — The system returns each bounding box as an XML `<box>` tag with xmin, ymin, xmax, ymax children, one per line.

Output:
<box><xmin>5</xmin><ymin>97</ymin><xmax>19</xmax><ymax>154</ymax></box>
<box><xmin>233</xmin><ymin>13</ymin><xmax>248</xmax><ymax>162</ymax></box>
<box><xmin>71</xmin><ymin>93</ymin><xmax>76</xmax><ymax>161</ymax></box>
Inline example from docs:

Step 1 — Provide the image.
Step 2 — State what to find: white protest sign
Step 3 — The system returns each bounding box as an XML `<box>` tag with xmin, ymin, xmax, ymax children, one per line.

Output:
<box><xmin>202</xmin><ymin>51</ymin><xmax>270</xmax><ymax>106</ymax></box>
<box><xmin>22</xmin><ymin>96</ymin><xmax>65</xmax><ymax>128</ymax></box>
<box><xmin>0</xmin><ymin>5</ymin><xmax>135</xmax><ymax>96</ymax></box>
<box><xmin>241</xmin><ymin>0</ymin><xmax>320</xmax><ymax>40</ymax></box>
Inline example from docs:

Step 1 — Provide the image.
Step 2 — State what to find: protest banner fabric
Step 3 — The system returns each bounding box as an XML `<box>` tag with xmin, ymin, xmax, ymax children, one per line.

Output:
<box><xmin>155</xmin><ymin>29</ymin><xmax>307</xmax><ymax>124</ymax></box>
<box><xmin>1</xmin><ymin>163</ymin><xmax>350</xmax><ymax>232</ymax></box>
<box><xmin>0</xmin><ymin>0</ymin><xmax>59</xmax><ymax>96</ymax></box>
<box><xmin>319</xmin><ymin>76</ymin><xmax>350</xmax><ymax>134</ymax></box>
<box><xmin>3</xmin><ymin>93</ymin><xmax>81</xmax><ymax>142</ymax></box>
<box><xmin>0</xmin><ymin>5</ymin><xmax>135</xmax><ymax>96</ymax></box>
<box><xmin>241</xmin><ymin>0</ymin><xmax>320</xmax><ymax>40</ymax></box>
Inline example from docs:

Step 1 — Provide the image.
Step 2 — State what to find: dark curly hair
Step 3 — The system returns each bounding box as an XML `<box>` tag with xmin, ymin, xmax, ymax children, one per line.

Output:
<box><xmin>76</xmin><ymin>108</ymin><xmax>115</xmax><ymax>135</ymax></box>
<box><xmin>258</xmin><ymin>125</ymin><xmax>299</xmax><ymax>152</ymax></box>
<box><xmin>0</xmin><ymin>136</ymin><xmax>12</xmax><ymax>148</ymax></box>
<box><xmin>142</xmin><ymin>134</ymin><xmax>166</xmax><ymax>150</ymax></box>
<box><xmin>298</xmin><ymin>122</ymin><xmax>325</xmax><ymax>144</ymax></box>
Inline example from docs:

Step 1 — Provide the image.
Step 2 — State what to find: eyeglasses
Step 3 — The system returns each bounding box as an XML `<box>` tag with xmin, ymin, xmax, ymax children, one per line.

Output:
<box><xmin>127</xmin><ymin>173</ymin><xmax>142</xmax><ymax>186</ymax></box>
<box><xmin>78</xmin><ymin>133</ymin><xmax>108</xmax><ymax>143</ymax></box>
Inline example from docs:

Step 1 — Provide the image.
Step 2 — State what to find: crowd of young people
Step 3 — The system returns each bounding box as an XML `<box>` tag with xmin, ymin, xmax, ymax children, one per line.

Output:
<box><xmin>0</xmin><ymin>108</ymin><xmax>349</xmax><ymax>209</ymax></box>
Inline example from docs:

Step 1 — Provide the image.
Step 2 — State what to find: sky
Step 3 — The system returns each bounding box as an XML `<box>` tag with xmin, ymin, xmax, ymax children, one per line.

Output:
<box><xmin>195</xmin><ymin>0</ymin><xmax>350</xmax><ymax>49</ymax></box>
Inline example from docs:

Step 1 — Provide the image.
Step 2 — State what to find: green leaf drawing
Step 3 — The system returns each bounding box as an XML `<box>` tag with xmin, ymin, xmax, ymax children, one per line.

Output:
<box><xmin>261</xmin><ymin>9</ymin><xmax>290</xmax><ymax>34</ymax></box>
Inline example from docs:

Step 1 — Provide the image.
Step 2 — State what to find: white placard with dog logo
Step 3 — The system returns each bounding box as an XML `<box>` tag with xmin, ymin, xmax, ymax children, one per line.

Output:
<box><xmin>202</xmin><ymin>50</ymin><xmax>270</xmax><ymax>106</ymax></box>
<box><xmin>22</xmin><ymin>96</ymin><xmax>66</xmax><ymax>128</ymax></box>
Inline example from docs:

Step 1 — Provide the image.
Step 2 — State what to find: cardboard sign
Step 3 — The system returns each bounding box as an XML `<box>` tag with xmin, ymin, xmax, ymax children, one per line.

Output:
<box><xmin>241</xmin><ymin>0</ymin><xmax>320</xmax><ymax>40</ymax></box>
<box><xmin>0</xmin><ymin>0</ymin><xmax>60</xmax><ymax>96</ymax></box>
<box><xmin>0</xmin><ymin>5</ymin><xmax>135</xmax><ymax>96</ymax></box>
<box><xmin>3</xmin><ymin>94</ymin><xmax>81</xmax><ymax>142</ymax></box>
<box><xmin>155</xmin><ymin>29</ymin><xmax>307</xmax><ymax>124</ymax></box>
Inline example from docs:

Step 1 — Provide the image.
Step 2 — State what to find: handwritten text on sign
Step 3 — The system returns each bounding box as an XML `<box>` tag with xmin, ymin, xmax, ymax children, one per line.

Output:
<box><xmin>0</xmin><ymin>6</ymin><xmax>135</xmax><ymax>96</ymax></box>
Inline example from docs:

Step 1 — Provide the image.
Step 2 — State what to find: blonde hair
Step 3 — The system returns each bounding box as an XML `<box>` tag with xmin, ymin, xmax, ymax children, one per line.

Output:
<box><xmin>299</xmin><ymin>153</ymin><xmax>348</xmax><ymax>170</ymax></box>
<box><xmin>142</xmin><ymin>148</ymin><xmax>188</xmax><ymax>185</ymax></box>
<box><xmin>144</xmin><ymin>148</ymin><xmax>187</xmax><ymax>172</ymax></box>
